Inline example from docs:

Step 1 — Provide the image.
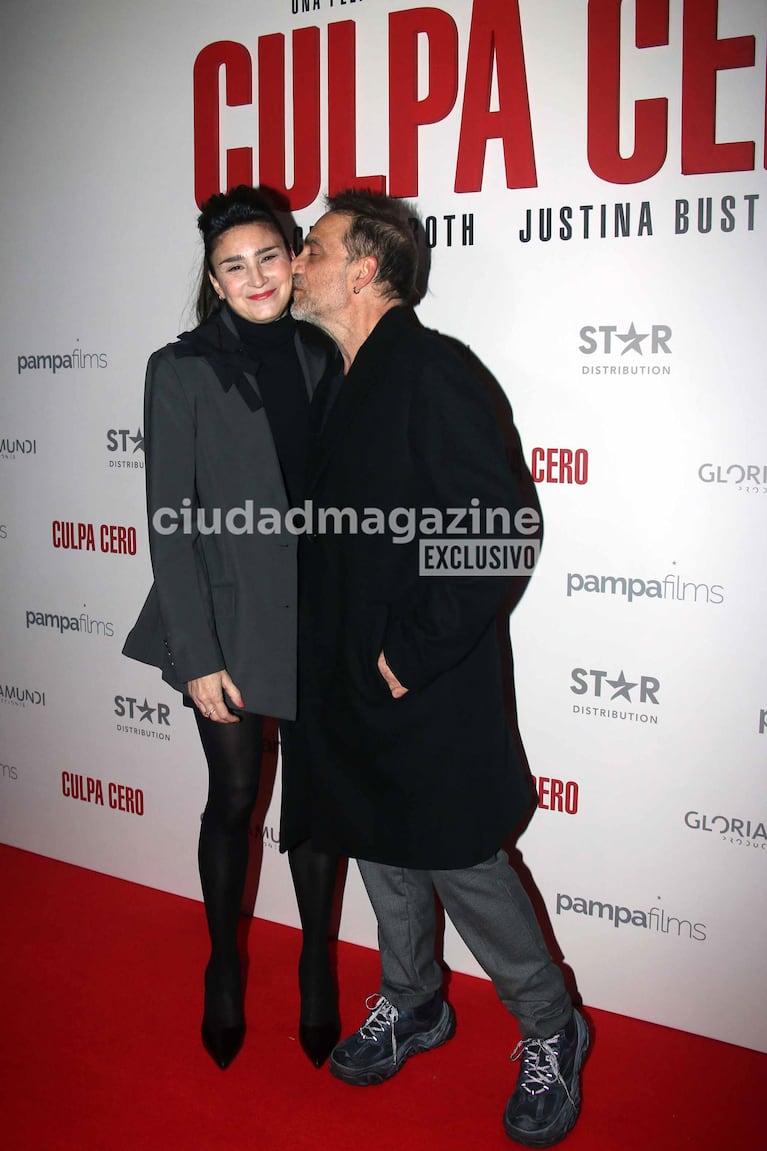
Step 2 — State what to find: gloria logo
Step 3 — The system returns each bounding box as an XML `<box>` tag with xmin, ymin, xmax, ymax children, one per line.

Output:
<box><xmin>106</xmin><ymin>427</ymin><xmax>144</xmax><ymax>471</ymax></box>
<box><xmin>684</xmin><ymin>811</ymin><xmax>765</xmax><ymax>852</ymax></box>
<box><xmin>531</xmin><ymin>448</ymin><xmax>588</xmax><ymax>485</ymax></box>
<box><xmin>555</xmin><ymin>892</ymin><xmax>706</xmax><ymax>942</ymax></box>
<box><xmin>570</xmin><ymin>666</ymin><xmax>660</xmax><ymax>725</ymax></box>
<box><xmin>52</xmin><ymin>521</ymin><xmax>137</xmax><ymax>556</ymax></box>
<box><xmin>0</xmin><ymin>437</ymin><xmax>37</xmax><ymax>461</ymax></box>
<box><xmin>698</xmin><ymin>463</ymin><xmax>767</xmax><ymax>494</ymax></box>
<box><xmin>17</xmin><ymin>341</ymin><xmax>107</xmax><ymax>375</ymax></box>
<box><xmin>566</xmin><ymin>567</ymin><xmax>723</xmax><ymax>605</ymax></box>
<box><xmin>114</xmin><ymin>694</ymin><xmax>171</xmax><ymax>741</ymax></box>
<box><xmin>579</xmin><ymin>324</ymin><xmax>672</xmax><ymax>376</ymax></box>
<box><xmin>0</xmin><ymin>683</ymin><xmax>46</xmax><ymax>708</ymax></box>
<box><xmin>25</xmin><ymin>606</ymin><xmax>114</xmax><ymax>638</ymax></box>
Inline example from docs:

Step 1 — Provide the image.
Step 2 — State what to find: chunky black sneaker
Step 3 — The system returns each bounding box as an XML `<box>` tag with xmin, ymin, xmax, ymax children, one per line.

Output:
<box><xmin>329</xmin><ymin>991</ymin><xmax>456</xmax><ymax>1086</ymax></box>
<box><xmin>503</xmin><ymin>1009</ymin><xmax>589</xmax><ymax>1148</ymax></box>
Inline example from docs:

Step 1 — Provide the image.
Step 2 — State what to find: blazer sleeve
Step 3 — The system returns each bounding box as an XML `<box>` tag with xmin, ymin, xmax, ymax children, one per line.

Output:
<box><xmin>382</xmin><ymin>354</ymin><xmax>530</xmax><ymax>691</ymax></box>
<box><xmin>142</xmin><ymin>348</ymin><xmax>225</xmax><ymax>683</ymax></box>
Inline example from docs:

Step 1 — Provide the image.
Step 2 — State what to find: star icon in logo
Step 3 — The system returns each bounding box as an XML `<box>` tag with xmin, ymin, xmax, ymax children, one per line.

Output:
<box><xmin>617</xmin><ymin>323</ymin><xmax>649</xmax><ymax>356</ymax></box>
<box><xmin>129</xmin><ymin>427</ymin><xmax>145</xmax><ymax>453</ymax></box>
<box><xmin>607</xmin><ymin>671</ymin><xmax>637</xmax><ymax>702</ymax></box>
<box><xmin>137</xmin><ymin>698</ymin><xmax>156</xmax><ymax>723</ymax></box>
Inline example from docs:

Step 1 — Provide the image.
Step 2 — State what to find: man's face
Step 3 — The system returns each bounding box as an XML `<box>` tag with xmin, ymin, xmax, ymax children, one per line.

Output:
<box><xmin>291</xmin><ymin>212</ymin><xmax>353</xmax><ymax>329</ymax></box>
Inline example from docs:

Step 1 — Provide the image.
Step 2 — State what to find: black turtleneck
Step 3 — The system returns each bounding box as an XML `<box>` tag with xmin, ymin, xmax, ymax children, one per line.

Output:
<box><xmin>230</xmin><ymin>308</ymin><xmax>309</xmax><ymax>505</ymax></box>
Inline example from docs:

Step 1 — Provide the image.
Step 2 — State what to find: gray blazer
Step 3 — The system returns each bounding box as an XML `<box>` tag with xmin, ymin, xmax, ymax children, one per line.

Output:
<box><xmin>123</xmin><ymin>307</ymin><xmax>332</xmax><ymax>719</ymax></box>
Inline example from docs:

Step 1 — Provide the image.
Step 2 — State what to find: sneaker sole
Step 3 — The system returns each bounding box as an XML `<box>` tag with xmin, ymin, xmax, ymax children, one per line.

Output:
<box><xmin>329</xmin><ymin>1002</ymin><xmax>456</xmax><ymax>1086</ymax></box>
<box><xmin>503</xmin><ymin>1010</ymin><xmax>590</xmax><ymax>1149</ymax></box>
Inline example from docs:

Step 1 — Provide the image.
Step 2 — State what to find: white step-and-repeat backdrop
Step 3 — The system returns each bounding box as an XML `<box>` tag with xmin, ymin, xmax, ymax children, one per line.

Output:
<box><xmin>1</xmin><ymin>0</ymin><xmax>765</xmax><ymax>1052</ymax></box>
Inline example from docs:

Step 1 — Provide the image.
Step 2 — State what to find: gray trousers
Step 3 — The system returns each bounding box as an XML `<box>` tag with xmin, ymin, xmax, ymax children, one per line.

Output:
<box><xmin>358</xmin><ymin>850</ymin><xmax>572</xmax><ymax>1039</ymax></box>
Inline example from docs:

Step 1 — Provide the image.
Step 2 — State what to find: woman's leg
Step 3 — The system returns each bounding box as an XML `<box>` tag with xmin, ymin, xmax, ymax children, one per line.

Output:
<box><xmin>288</xmin><ymin>839</ymin><xmax>340</xmax><ymax>1064</ymax></box>
<box><xmin>194</xmin><ymin>710</ymin><xmax>263</xmax><ymax>1064</ymax></box>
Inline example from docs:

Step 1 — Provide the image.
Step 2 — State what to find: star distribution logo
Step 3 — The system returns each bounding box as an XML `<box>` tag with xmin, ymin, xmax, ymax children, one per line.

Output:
<box><xmin>570</xmin><ymin>666</ymin><xmax>660</xmax><ymax>725</ymax></box>
<box><xmin>106</xmin><ymin>427</ymin><xmax>144</xmax><ymax>470</ymax></box>
<box><xmin>114</xmin><ymin>693</ymin><xmax>171</xmax><ymax>741</ymax></box>
<box><xmin>579</xmin><ymin>323</ymin><xmax>672</xmax><ymax>376</ymax></box>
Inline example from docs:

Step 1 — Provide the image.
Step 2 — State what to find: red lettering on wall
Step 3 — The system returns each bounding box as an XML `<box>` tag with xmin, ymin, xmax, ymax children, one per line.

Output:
<box><xmin>194</xmin><ymin>41</ymin><xmax>253</xmax><ymax>208</ymax></box>
<box><xmin>681</xmin><ymin>0</ymin><xmax>756</xmax><ymax>174</ymax></box>
<box><xmin>388</xmin><ymin>7</ymin><xmax>459</xmax><ymax>196</ymax></box>
<box><xmin>588</xmin><ymin>0</ymin><xmax>669</xmax><ymax>184</ymax></box>
<box><xmin>531</xmin><ymin>448</ymin><xmax>589</xmax><ymax>485</ymax></box>
<box><xmin>192</xmin><ymin>1</ymin><xmax>765</xmax><ymax>206</ymax></box>
<box><xmin>258</xmin><ymin>29</ymin><xmax>321</xmax><ymax>208</ymax></box>
<box><xmin>328</xmin><ymin>22</ymin><xmax>385</xmax><ymax>196</ymax></box>
<box><xmin>455</xmin><ymin>0</ymin><xmax>537</xmax><ymax>192</ymax></box>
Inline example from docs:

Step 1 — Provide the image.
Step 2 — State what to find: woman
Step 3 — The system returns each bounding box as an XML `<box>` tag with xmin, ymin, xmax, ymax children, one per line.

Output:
<box><xmin>123</xmin><ymin>186</ymin><xmax>340</xmax><ymax>1070</ymax></box>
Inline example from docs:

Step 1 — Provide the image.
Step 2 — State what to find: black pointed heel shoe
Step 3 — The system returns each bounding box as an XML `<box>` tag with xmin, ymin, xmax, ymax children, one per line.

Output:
<box><xmin>299</xmin><ymin>1017</ymin><xmax>341</xmax><ymax>1068</ymax></box>
<box><xmin>201</xmin><ymin>1019</ymin><xmax>246</xmax><ymax>1069</ymax></box>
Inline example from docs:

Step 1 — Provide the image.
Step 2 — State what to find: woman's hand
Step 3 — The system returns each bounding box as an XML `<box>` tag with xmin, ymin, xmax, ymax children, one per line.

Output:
<box><xmin>188</xmin><ymin>670</ymin><xmax>244</xmax><ymax>723</ymax></box>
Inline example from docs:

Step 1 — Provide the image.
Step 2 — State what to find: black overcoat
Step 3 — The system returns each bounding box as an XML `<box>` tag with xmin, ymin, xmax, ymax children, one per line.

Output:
<box><xmin>288</xmin><ymin>306</ymin><xmax>533</xmax><ymax>868</ymax></box>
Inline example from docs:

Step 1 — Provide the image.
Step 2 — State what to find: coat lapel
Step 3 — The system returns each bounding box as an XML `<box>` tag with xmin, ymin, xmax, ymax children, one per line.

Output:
<box><xmin>174</xmin><ymin>307</ymin><xmax>266</xmax><ymax>412</ymax></box>
<box><xmin>306</xmin><ymin>306</ymin><xmax>411</xmax><ymax>494</ymax></box>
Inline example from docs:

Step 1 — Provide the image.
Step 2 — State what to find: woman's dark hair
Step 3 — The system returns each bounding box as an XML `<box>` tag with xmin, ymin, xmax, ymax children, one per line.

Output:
<box><xmin>325</xmin><ymin>189</ymin><xmax>419</xmax><ymax>305</ymax></box>
<box><xmin>195</xmin><ymin>186</ymin><xmax>291</xmax><ymax>323</ymax></box>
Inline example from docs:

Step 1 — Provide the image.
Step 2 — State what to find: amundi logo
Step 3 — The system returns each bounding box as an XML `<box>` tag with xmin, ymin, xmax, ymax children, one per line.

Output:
<box><xmin>0</xmin><ymin>683</ymin><xmax>46</xmax><ymax>707</ymax></box>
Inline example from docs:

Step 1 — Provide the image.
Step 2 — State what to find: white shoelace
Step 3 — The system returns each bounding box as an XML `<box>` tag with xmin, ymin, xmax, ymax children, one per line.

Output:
<box><xmin>359</xmin><ymin>995</ymin><xmax>400</xmax><ymax>1063</ymax></box>
<box><xmin>510</xmin><ymin>1034</ymin><xmax>575</xmax><ymax>1105</ymax></box>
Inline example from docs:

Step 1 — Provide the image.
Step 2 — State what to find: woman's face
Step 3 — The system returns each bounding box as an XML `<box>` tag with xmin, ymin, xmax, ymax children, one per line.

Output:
<box><xmin>208</xmin><ymin>222</ymin><xmax>293</xmax><ymax>324</ymax></box>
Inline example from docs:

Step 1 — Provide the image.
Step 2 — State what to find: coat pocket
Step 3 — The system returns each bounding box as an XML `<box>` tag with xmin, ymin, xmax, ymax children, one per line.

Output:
<box><xmin>342</xmin><ymin>604</ymin><xmax>393</xmax><ymax>704</ymax></box>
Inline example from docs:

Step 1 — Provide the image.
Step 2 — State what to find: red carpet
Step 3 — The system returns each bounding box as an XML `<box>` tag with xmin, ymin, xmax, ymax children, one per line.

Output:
<box><xmin>1</xmin><ymin>844</ymin><xmax>763</xmax><ymax>1151</ymax></box>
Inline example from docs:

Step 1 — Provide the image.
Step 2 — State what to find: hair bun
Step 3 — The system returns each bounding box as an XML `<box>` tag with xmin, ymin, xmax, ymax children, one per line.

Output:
<box><xmin>198</xmin><ymin>185</ymin><xmax>277</xmax><ymax>237</ymax></box>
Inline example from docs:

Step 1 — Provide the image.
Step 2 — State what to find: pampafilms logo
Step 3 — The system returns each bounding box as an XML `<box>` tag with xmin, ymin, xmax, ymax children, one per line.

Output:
<box><xmin>566</xmin><ymin>569</ymin><xmax>724</xmax><ymax>604</ymax></box>
<box><xmin>556</xmin><ymin>892</ymin><xmax>706</xmax><ymax>941</ymax></box>
<box><xmin>17</xmin><ymin>340</ymin><xmax>107</xmax><ymax>375</ymax></box>
<box><xmin>25</xmin><ymin>606</ymin><xmax>114</xmax><ymax>638</ymax></box>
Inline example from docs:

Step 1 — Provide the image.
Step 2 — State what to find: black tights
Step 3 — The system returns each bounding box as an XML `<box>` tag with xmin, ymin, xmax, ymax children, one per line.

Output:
<box><xmin>194</xmin><ymin>710</ymin><xmax>338</xmax><ymax>1027</ymax></box>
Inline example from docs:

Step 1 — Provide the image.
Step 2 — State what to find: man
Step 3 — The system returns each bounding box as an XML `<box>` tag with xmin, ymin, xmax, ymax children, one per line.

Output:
<box><xmin>290</xmin><ymin>191</ymin><xmax>588</xmax><ymax>1148</ymax></box>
